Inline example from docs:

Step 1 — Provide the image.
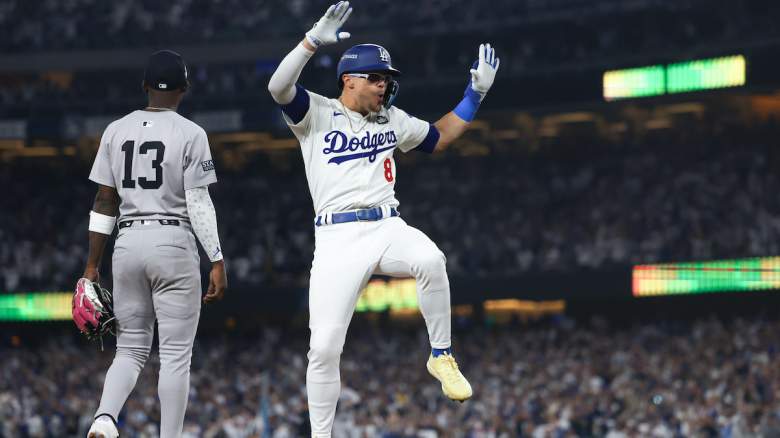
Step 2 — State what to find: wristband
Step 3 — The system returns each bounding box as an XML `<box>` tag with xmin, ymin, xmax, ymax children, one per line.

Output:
<box><xmin>453</xmin><ymin>86</ymin><xmax>482</xmax><ymax>122</ymax></box>
<box><xmin>88</xmin><ymin>211</ymin><xmax>116</xmax><ymax>235</ymax></box>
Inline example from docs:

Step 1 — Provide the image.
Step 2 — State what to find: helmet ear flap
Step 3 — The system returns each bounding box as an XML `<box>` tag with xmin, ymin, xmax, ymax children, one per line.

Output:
<box><xmin>383</xmin><ymin>80</ymin><xmax>399</xmax><ymax>109</ymax></box>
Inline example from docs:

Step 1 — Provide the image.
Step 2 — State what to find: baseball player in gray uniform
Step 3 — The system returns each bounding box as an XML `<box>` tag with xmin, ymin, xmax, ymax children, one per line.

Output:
<box><xmin>79</xmin><ymin>50</ymin><xmax>227</xmax><ymax>438</ymax></box>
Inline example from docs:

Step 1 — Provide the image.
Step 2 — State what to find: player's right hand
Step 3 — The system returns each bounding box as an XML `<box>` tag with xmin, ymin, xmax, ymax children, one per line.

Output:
<box><xmin>305</xmin><ymin>1</ymin><xmax>352</xmax><ymax>48</ymax></box>
<box><xmin>204</xmin><ymin>260</ymin><xmax>227</xmax><ymax>303</ymax></box>
<box><xmin>82</xmin><ymin>266</ymin><xmax>100</xmax><ymax>283</ymax></box>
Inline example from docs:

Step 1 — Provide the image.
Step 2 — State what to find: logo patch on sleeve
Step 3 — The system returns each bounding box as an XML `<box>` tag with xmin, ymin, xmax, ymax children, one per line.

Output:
<box><xmin>201</xmin><ymin>160</ymin><xmax>215</xmax><ymax>171</ymax></box>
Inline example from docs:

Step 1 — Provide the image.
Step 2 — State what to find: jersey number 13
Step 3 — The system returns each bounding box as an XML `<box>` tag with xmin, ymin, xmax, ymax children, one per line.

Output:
<box><xmin>121</xmin><ymin>140</ymin><xmax>165</xmax><ymax>189</ymax></box>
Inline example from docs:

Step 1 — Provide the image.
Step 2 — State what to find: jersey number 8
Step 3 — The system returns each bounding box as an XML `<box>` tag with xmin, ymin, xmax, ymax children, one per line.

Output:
<box><xmin>121</xmin><ymin>140</ymin><xmax>165</xmax><ymax>189</ymax></box>
<box><xmin>383</xmin><ymin>158</ymin><xmax>393</xmax><ymax>183</ymax></box>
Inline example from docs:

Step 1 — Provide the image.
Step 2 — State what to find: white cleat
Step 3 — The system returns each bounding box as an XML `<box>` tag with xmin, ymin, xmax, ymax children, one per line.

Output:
<box><xmin>87</xmin><ymin>415</ymin><xmax>119</xmax><ymax>438</ymax></box>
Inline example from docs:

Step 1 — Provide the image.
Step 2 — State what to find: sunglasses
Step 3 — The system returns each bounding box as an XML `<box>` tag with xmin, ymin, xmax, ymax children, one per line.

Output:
<box><xmin>347</xmin><ymin>73</ymin><xmax>392</xmax><ymax>84</ymax></box>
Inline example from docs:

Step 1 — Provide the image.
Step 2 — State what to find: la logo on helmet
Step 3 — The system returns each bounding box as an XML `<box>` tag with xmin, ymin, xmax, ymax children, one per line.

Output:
<box><xmin>378</xmin><ymin>47</ymin><xmax>390</xmax><ymax>63</ymax></box>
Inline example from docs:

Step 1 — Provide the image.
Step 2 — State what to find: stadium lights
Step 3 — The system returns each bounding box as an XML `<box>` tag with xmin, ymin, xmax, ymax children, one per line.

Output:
<box><xmin>355</xmin><ymin>278</ymin><xmax>419</xmax><ymax>313</ymax></box>
<box><xmin>603</xmin><ymin>55</ymin><xmax>745</xmax><ymax>101</ymax></box>
<box><xmin>0</xmin><ymin>292</ymin><xmax>72</xmax><ymax>321</ymax></box>
<box><xmin>633</xmin><ymin>256</ymin><xmax>780</xmax><ymax>296</ymax></box>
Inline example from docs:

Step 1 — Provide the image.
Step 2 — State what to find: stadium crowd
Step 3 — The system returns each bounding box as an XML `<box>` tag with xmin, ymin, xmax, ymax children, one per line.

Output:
<box><xmin>2</xmin><ymin>121</ymin><xmax>780</xmax><ymax>292</ymax></box>
<box><xmin>2</xmin><ymin>0</ymin><xmax>778</xmax><ymax>118</ymax></box>
<box><xmin>1</xmin><ymin>316</ymin><xmax>779</xmax><ymax>437</ymax></box>
<box><xmin>2</xmin><ymin>0</ymin><xmax>772</xmax><ymax>53</ymax></box>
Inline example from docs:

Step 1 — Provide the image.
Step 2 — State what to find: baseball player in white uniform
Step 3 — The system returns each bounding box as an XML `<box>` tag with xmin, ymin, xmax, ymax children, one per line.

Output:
<box><xmin>77</xmin><ymin>50</ymin><xmax>227</xmax><ymax>438</ymax></box>
<box><xmin>267</xmin><ymin>2</ymin><xmax>499</xmax><ymax>435</ymax></box>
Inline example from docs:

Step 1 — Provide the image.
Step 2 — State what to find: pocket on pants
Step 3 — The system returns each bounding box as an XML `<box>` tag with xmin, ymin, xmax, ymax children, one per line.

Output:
<box><xmin>154</xmin><ymin>228</ymin><xmax>188</xmax><ymax>250</ymax></box>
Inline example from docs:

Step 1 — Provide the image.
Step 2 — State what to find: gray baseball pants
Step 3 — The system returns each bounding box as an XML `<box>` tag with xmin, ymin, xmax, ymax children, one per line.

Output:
<box><xmin>95</xmin><ymin>221</ymin><xmax>201</xmax><ymax>438</ymax></box>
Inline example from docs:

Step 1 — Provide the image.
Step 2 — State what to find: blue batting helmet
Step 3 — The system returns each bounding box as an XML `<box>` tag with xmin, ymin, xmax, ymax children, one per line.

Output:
<box><xmin>336</xmin><ymin>44</ymin><xmax>401</xmax><ymax>85</ymax></box>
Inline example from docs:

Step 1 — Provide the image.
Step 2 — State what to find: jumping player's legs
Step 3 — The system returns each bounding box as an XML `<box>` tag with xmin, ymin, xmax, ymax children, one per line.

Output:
<box><xmin>307</xmin><ymin>224</ymin><xmax>376</xmax><ymax>437</ymax></box>
<box><xmin>95</xmin><ymin>230</ymin><xmax>155</xmax><ymax>421</ymax></box>
<box><xmin>375</xmin><ymin>217</ymin><xmax>472</xmax><ymax>401</ymax></box>
<box><xmin>376</xmin><ymin>217</ymin><xmax>451</xmax><ymax>349</ymax></box>
<box><xmin>148</xmin><ymin>227</ymin><xmax>202</xmax><ymax>438</ymax></box>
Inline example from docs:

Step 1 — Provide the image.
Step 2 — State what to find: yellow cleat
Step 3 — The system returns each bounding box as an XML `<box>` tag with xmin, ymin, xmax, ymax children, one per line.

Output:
<box><xmin>426</xmin><ymin>353</ymin><xmax>473</xmax><ymax>402</ymax></box>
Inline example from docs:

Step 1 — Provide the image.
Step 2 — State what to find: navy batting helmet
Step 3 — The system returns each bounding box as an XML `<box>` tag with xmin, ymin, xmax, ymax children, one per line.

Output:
<box><xmin>337</xmin><ymin>44</ymin><xmax>401</xmax><ymax>84</ymax></box>
<box><xmin>337</xmin><ymin>44</ymin><xmax>401</xmax><ymax>108</ymax></box>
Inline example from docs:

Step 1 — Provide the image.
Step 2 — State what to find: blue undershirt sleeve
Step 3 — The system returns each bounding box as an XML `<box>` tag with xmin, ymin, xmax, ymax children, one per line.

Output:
<box><xmin>279</xmin><ymin>84</ymin><xmax>310</xmax><ymax>124</ymax></box>
<box><xmin>414</xmin><ymin>124</ymin><xmax>440</xmax><ymax>154</ymax></box>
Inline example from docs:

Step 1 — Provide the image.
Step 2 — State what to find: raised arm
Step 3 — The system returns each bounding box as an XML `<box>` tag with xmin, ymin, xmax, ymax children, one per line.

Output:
<box><xmin>267</xmin><ymin>1</ymin><xmax>352</xmax><ymax>105</ymax></box>
<box><xmin>433</xmin><ymin>43</ymin><xmax>500</xmax><ymax>151</ymax></box>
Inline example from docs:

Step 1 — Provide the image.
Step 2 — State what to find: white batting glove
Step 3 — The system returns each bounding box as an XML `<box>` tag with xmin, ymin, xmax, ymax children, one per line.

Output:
<box><xmin>305</xmin><ymin>1</ymin><xmax>353</xmax><ymax>48</ymax></box>
<box><xmin>469</xmin><ymin>43</ymin><xmax>500</xmax><ymax>99</ymax></box>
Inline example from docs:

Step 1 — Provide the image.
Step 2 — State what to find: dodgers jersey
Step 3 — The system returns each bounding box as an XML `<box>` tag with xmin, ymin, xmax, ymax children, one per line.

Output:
<box><xmin>89</xmin><ymin>110</ymin><xmax>218</xmax><ymax>222</ymax></box>
<box><xmin>282</xmin><ymin>86</ymin><xmax>438</xmax><ymax>215</ymax></box>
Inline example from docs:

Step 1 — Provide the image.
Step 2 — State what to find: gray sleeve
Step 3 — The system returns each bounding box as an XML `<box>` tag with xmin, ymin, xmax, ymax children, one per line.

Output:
<box><xmin>183</xmin><ymin>127</ymin><xmax>218</xmax><ymax>190</ymax></box>
<box><xmin>88</xmin><ymin>128</ymin><xmax>116</xmax><ymax>187</ymax></box>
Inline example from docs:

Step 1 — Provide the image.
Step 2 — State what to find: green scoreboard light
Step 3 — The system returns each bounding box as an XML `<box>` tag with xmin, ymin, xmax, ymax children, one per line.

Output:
<box><xmin>355</xmin><ymin>279</ymin><xmax>418</xmax><ymax>313</ymax></box>
<box><xmin>667</xmin><ymin>55</ymin><xmax>746</xmax><ymax>93</ymax></box>
<box><xmin>0</xmin><ymin>292</ymin><xmax>72</xmax><ymax>321</ymax></box>
<box><xmin>633</xmin><ymin>256</ymin><xmax>780</xmax><ymax>297</ymax></box>
<box><xmin>603</xmin><ymin>55</ymin><xmax>746</xmax><ymax>101</ymax></box>
<box><xmin>603</xmin><ymin>65</ymin><xmax>665</xmax><ymax>101</ymax></box>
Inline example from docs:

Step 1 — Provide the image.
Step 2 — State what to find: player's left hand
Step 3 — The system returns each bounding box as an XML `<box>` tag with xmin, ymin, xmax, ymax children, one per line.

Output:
<box><xmin>469</xmin><ymin>43</ymin><xmax>500</xmax><ymax>99</ymax></box>
<box><xmin>204</xmin><ymin>260</ymin><xmax>227</xmax><ymax>303</ymax></box>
